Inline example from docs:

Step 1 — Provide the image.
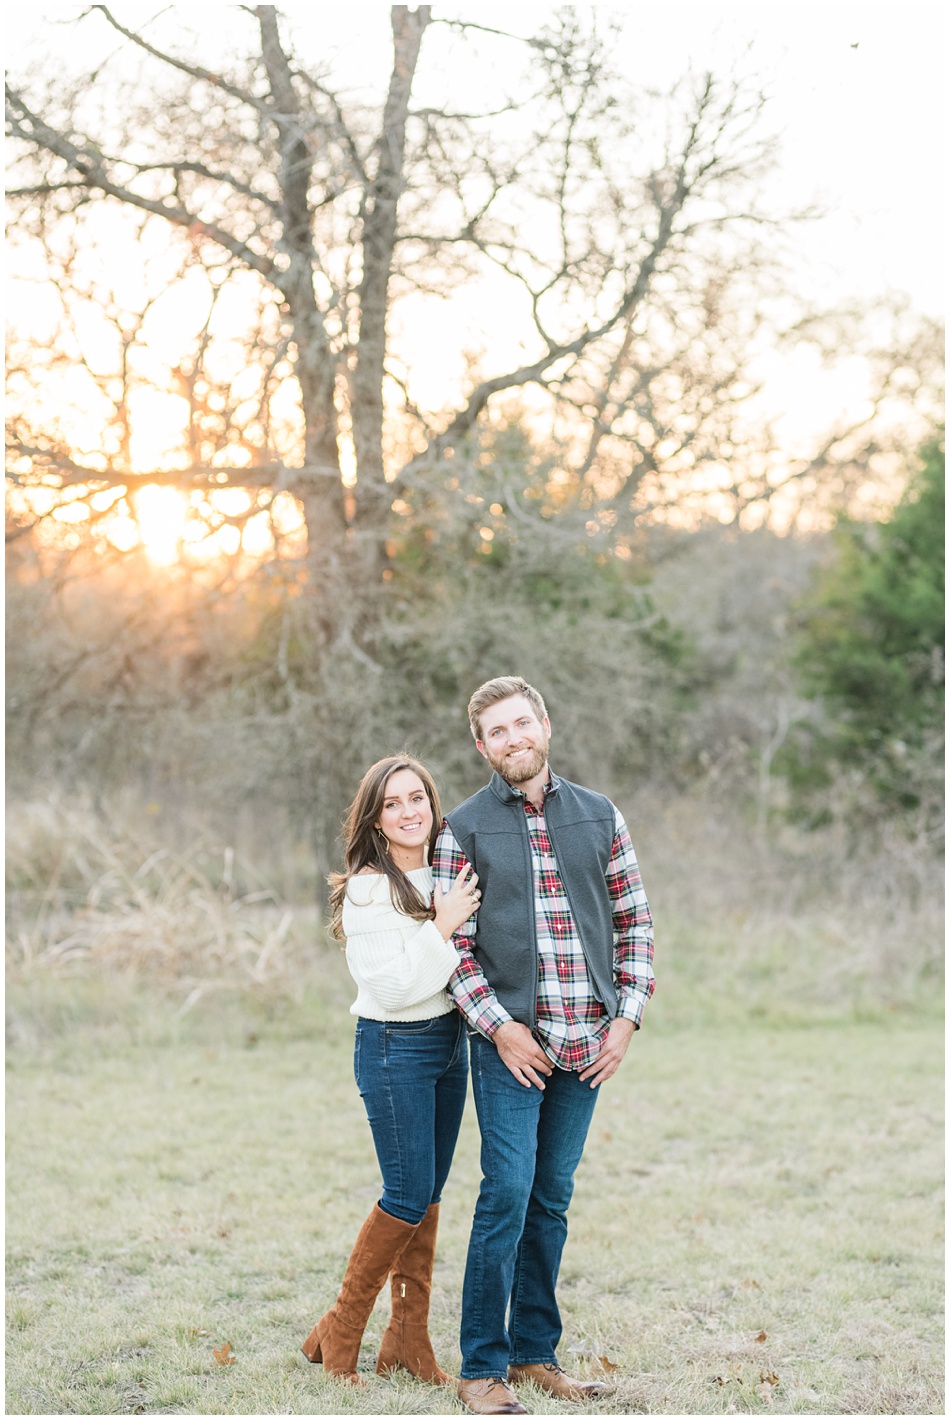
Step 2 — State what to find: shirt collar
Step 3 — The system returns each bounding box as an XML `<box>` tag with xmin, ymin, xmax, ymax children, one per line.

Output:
<box><xmin>488</xmin><ymin>769</ymin><xmax>560</xmax><ymax>805</ymax></box>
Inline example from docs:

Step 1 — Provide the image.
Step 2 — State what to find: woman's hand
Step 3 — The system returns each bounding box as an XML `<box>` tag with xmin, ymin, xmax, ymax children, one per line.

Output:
<box><xmin>432</xmin><ymin>865</ymin><xmax>481</xmax><ymax>940</ymax></box>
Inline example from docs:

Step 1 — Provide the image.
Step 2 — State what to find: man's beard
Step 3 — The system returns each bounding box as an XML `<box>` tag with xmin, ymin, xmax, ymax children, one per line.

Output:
<box><xmin>485</xmin><ymin>738</ymin><xmax>549</xmax><ymax>785</ymax></box>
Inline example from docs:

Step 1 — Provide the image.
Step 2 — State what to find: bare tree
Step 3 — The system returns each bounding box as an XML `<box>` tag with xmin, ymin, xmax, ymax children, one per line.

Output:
<box><xmin>7</xmin><ymin>8</ymin><xmax>809</xmax><ymax>631</ymax></box>
<box><xmin>10</xmin><ymin>7</ymin><xmax>942</xmax><ymax>872</ymax></box>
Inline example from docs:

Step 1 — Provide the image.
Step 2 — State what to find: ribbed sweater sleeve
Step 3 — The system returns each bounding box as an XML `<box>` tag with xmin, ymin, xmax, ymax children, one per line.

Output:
<box><xmin>342</xmin><ymin>874</ymin><xmax>461</xmax><ymax>1019</ymax></box>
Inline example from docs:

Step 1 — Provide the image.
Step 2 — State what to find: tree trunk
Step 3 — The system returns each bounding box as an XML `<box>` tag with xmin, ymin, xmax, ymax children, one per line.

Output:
<box><xmin>350</xmin><ymin>5</ymin><xmax>431</xmax><ymax>616</ymax></box>
<box><xmin>258</xmin><ymin>5</ymin><xmax>348</xmax><ymax>653</ymax></box>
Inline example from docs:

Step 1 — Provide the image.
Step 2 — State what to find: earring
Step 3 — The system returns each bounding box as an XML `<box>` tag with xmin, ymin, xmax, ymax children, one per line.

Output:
<box><xmin>375</xmin><ymin>827</ymin><xmax>391</xmax><ymax>856</ymax></box>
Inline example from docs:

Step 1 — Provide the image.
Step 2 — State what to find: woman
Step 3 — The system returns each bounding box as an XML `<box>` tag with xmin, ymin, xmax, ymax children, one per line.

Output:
<box><xmin>301</xmin><ymin>755</ymin><xmax>479</xmax><ymax>1387</ymax></box>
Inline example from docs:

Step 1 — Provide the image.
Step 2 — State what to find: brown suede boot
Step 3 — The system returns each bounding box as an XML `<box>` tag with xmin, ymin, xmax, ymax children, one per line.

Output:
<box><xmin>301</xmin><ymin>1204</ymin><xmax>416</xmax><ymax>1383</ymax></box>
<box><xmin>375</xmin><ymin>1202</ymin><xmax>453</xmax><ymax>1385</ymax></box>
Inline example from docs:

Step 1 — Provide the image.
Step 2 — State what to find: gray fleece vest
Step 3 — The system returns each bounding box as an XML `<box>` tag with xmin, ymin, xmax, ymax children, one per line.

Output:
<box><xmin>445</xmin><ymin>771</ymin><xmax>619</xmax><ymax>1029</ymax></box>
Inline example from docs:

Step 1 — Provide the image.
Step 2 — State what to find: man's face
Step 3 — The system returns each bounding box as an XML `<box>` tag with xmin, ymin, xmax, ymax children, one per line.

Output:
<box><xmin>476</xmin><ymin>693</ymin><xmax>551</xmax><ymax>784</ymax></box>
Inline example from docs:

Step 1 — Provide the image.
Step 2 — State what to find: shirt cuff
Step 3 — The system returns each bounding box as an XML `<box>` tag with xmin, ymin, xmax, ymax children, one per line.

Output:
<box><xmin>617</xmin><ymin>993</ymin><xmax>647</xmax><ymax>1029</ymax></box>
<box><xmin>474</xmin><ymin>1002</ymin><xmax>514</xmax><ymax>1038</ymax></box>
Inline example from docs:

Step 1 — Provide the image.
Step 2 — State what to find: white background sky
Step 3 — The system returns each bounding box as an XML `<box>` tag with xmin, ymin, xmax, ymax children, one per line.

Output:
<box><xmin>7</xmin><ymin>3</ymin><xmax>945</xmax><ymax>492</ymax></box>
<box><xmin>293</xmin><ymin>1</ymin><xmax>946</xmax><ymax>454</ymax></box>
<box><xmin>287</xmin><ymin>1</ymin><xmax>947</xmax><ymax>316</ymax></box>
<box><xmin>8</xmin><ymin>2</ymin><xmax>945</xmax><ymax>315</ymax></box>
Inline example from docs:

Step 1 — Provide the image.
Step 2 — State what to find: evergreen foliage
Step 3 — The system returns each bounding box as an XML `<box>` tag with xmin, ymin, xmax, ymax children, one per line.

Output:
<box><xmin>788</xmin><ymin>435</ymin><xmax>945</xmax><ymax>815</ymax></box>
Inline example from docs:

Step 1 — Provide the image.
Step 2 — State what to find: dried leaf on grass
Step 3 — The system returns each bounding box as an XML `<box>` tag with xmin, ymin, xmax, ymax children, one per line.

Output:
<box><xmin>566</xmin><ymin>1346</ymin><xmax>619</xmax><ymax>1374</ymax></box>
<box><xmin>212</xmin><ymin>1341</ymin><xmax>236</xmax><ymax>1366</ymax></box>
<box><xmin>712</xmin><ymin>1364</ymin><xmax>780</xmax><ymax>1398</ymax></box>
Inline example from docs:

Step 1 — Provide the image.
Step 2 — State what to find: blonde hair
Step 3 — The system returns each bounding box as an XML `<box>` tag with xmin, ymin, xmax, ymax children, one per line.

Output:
<box><xmin>467</xmin><ymin>676</ymin><xmax>548</xmax><ymax>741</ymax></box>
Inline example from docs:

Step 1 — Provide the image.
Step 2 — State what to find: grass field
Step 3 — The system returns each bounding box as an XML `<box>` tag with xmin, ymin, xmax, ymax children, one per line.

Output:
<box><xmin>5</xmin><ymin>962</ymin><xmax>944</xmax><ymax>1416</ymax></box>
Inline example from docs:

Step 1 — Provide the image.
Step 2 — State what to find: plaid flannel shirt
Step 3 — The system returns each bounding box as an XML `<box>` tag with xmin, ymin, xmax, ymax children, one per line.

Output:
<box><xmin>433</xmin><ymin>777</ymin><xmax>654</xmax><ymax>1072</ymax></box>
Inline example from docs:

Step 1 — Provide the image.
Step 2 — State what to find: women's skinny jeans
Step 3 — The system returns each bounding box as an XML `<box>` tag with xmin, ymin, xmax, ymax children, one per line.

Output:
<box><xmin>355</xmin><ymin>1012</ymin><xmax>468</xmax><ymax>1225</ymax></box>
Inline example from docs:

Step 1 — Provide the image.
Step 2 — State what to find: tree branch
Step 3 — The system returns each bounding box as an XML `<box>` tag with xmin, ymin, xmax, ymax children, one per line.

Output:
<box><xmin>128</xmin><ymin>160</ymin><xmax>278</xmax><ymax>209</ymax></box>
<box><xmin>5</xmin><ymin>86</ymin><xmax>276</xmax><ymax>278</ymax></box>
<box><xmin>91</xmin><ymin>5</ymin><xmax>268</xmax><ymax>112</ymax></box>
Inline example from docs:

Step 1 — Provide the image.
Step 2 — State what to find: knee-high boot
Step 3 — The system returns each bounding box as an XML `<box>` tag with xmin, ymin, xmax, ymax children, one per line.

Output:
<box><xmin>301</xmin><ymin>1204</ymin><xmax>416</xmax><ymax>1384</ymax></box>
<box><xmin>375</xmin><ymin>1202</ymin><xmax>453</xmax><ymax>1385</ymax></box>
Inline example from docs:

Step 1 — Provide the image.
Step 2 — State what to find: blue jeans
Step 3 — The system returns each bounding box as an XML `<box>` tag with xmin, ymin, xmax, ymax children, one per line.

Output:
<box><xmin>460</xmin><ymin>1032</ymin><xmax>601</xmax><ymax>1377</ymax></box>
<box><xmin>354</xmin><ymin>1012</ymin><xmax>469</xmax><ymax>1225</ymax></box>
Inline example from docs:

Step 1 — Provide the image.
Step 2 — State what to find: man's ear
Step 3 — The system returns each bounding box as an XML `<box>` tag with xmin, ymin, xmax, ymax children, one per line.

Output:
<box><xmin>475</xmin><ymin>740</ymin><xmax>489</xmax><ymax>760</ymax></box>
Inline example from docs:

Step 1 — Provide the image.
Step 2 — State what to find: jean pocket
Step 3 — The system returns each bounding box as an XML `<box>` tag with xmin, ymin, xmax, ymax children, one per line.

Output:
<box><xmin>385</xmin><ymin>1017</ymin><xmax>437</xmax><ymax>1035</ymax></box>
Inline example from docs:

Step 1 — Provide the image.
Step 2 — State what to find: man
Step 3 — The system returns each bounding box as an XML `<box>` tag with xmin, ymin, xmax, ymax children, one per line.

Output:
<box><xmin>433</xmin><ymin>676</ymin><xmax>655</xmax><ymax>1416</ymax></box>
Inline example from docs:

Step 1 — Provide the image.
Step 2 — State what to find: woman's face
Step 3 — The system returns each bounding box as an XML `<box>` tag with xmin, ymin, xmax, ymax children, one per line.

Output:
<box><xmin>375</xmin><ymin>769</ymin><xmax>434</xmax><ymax>861</ymax></box>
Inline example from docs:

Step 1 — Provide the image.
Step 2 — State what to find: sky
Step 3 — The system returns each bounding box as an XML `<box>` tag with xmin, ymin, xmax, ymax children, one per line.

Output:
<box><xmin>8</xmin><ymin>3</ymin><xmax>945</xmax><ymax>316</ymax></box>
<box><xmin>6</xmin><ymin>2</ymin><xmax>945</xmax><ymax>537</ymax></box>
<box><xmin>303</xmin><ymin>2</ymin><xmax>945</xmax><ymax>468</ymax></box>
<box><xmin>286</xmin><ymin>1</ymin><xmax>946</xmax><ymax>316</ymax></box>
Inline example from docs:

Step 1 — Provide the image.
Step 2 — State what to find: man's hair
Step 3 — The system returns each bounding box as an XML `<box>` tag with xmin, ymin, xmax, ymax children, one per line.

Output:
<box><xmin>468</xmin><ymin>676</ymin><xmax>548</xmax><ymax>741</ymax></box>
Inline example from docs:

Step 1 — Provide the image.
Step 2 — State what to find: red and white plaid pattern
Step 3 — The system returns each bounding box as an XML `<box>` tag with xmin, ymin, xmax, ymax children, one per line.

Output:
<box><xmin>433</xmin><ymin>777</ymin><xmax>654</xmax><ymax>1071</ymax></box>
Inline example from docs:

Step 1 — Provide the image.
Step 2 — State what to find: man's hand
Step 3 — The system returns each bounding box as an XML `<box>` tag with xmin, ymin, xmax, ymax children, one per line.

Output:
<box><xmin>493</xmin><ymin>1021</ymin><xmax>554</xmax><ymax>1090</ymax></box>
<box><xmin>578</xmin><ymin>1016</ymin><xmax>636</xmax><ymax>1088</ymax></box>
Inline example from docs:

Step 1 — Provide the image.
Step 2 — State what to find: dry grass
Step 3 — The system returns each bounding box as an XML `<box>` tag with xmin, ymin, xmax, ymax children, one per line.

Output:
<box><xmin>5</xmin><ymin>790</ymin><xmax>944</xmax><ymax>1413</ymax></box>
<box><xmin>6</xmin><ymin>788</ymin><xmax>943</xmax><ymax>1023</ymax></box>
<box><xmin>634</xmin><ymin>788</ymin><xmax>943</xmax><ymax>1027</ymax></box>
<box><xmin>5</xmin><ymin>971</ymin><xmax>944</xmax><ymax>1415</ymax></box>
<box><xmin>6</xmin><ymin>796</ymin><xmax>316</xmax><ymax>1003</ymax></box>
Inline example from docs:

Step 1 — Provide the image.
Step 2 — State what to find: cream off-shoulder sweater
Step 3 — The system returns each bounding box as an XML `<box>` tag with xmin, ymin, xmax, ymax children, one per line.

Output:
<box><xmin>342</xmin><ymin>866</ymin><xmax>462</xmax><ymax>1021</ymax></box>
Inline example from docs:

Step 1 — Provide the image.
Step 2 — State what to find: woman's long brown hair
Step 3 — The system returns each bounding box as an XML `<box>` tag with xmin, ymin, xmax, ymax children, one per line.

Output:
<box><xmin>327</xmin><ymin>755</ymin><xmax>442</xmax><ymax>940</ymax></box>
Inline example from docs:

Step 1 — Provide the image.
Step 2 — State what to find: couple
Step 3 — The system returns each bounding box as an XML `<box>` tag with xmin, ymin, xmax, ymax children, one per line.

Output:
<box><xmin>301</xmin><ymin>676</ymin><xmax>655</xmax><ymax>1415</ymax></box>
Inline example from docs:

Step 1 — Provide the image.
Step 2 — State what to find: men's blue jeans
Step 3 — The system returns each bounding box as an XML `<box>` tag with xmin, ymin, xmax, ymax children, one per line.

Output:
<box><xmin>460</xmin><ymin>1031</ymin><xmax>601</xmax><ymax>1378</ymax></box>
<box><xmin>355</xmin><ymin>1012</ymin><xmax>469</xmax><ymax>1225</ymax></box>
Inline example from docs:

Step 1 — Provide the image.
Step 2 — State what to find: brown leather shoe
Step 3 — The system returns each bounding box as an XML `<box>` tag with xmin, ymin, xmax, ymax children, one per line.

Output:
<box><xmin>458</xmin><ymin>1376</ymin><xmax>528</xmax><ymax>1414</ymax></box>
<box><xmin>508</xmin><ymin>1362</ymin><xmax>614</xmax><ymax>1400</ymax></box>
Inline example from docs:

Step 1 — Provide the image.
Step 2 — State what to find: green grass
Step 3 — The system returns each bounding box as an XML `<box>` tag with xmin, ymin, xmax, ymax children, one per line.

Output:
<box><xmin>5</xmin><ymin>965</ymin><xmax>944</xmax><ymax>1415</ymax></box>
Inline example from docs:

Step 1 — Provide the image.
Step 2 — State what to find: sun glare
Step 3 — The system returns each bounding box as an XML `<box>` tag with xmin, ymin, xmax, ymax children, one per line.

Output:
<box><xmin>133</xmin><ymin>484</ymin><xmax>188</xmax><ymax>565</ymax></box>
